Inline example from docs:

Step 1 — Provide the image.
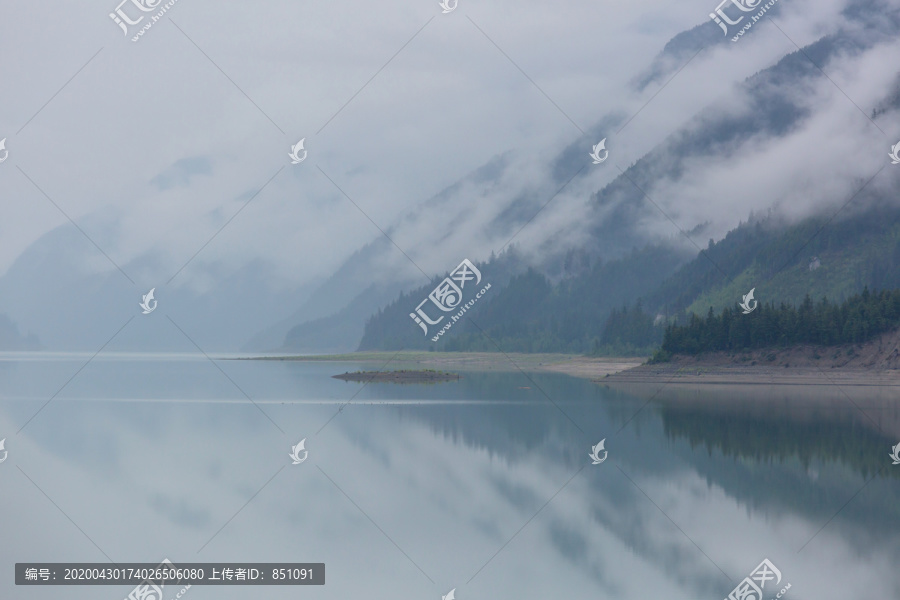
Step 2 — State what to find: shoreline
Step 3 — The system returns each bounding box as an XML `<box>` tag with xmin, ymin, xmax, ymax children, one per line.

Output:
<box><xmin>244</xmin><ymin>350</ymin><xmax>900</xmax><ymax>386</ymax></box>
<box><xmin>600</xmin><ymin>363</ymin><xmax>900</xmax><ymax>386</ymax></box>
<box><xmin>604</xmin><ymin>330</ymin><xmax>900</xmax><ymax>386</ymax></box>
<box><xmin>243</xmin><ymin>351</ymin><xmax>645</xmax><ymax>379</ymax></box>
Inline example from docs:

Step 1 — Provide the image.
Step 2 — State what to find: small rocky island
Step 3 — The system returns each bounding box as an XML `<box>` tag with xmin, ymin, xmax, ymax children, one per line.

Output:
<box><xmin>332</xmin><ymin>369</ymin><xmax>460</xmax><ymax>384</ymax></box>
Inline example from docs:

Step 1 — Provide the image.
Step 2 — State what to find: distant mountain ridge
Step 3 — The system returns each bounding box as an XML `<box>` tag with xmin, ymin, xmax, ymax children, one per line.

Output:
<box><xmin>272</xmin><ymin>0</ymin><xmax>900</xmax><ymax>353</ymax></box>
<box><xmin>0</xmin><ymin>314</ymin><xmax>40</xmax><ymax>350</ymax></box>
<box><xmin>3</xmin><ymin>0</ymin><xmax>897</xmax><ymax>355</ymax></box>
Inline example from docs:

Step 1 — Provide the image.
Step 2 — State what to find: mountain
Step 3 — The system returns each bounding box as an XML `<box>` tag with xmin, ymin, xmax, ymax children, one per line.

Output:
<box><xmin>6</xmin><ymin>0</ymin><xmax>898</xmax><ymax>355</ymax></box>
<box><xmin>259</xmin><ymin>0</ymin><xmax>900</xmax><ymax>354</ymax></box>
<box><xmin>356</xmin><ymin>243</ymin><xmax>689</xmax><ymax>353</ymax></box>
<box><xmin>241</xmin><ymin>239</ymin><xmax>431</xmax><ymax>352</ymax></box>
<box><xmin>279</xmin><ymin>283</ymin><xmax>408</xmax><ymax>354</ymax></box>
<box><xmin>0</xmin><ymin>314</ymin><xmax>40</xmax><ymax>350</ymax></box>
<box><xmin>650</xmin><ymin>202</ymin><xmax>900</xmax><ymax>317</ymax></box>
<box><xmin>359</xmin><ymin>202</ymin><xmax>900</xmax><ymax>354</ymax></box>
<box><xmin>0</xmin><ymin>222</ymin><xmax>313</xmax><ymax>352</ymax></box>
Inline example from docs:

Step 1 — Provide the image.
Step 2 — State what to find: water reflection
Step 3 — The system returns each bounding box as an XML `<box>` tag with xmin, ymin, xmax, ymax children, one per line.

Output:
<box><xmin>0</xmin><ymin>355</ymin><xmax>897</xmax><ymax>598</ymax></box>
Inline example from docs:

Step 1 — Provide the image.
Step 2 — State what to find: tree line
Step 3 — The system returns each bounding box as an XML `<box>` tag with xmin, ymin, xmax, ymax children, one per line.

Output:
<box><xmin>658</xmin><ymin>287</ymin><xmax>900</xmax><ymax>356</ymax></box>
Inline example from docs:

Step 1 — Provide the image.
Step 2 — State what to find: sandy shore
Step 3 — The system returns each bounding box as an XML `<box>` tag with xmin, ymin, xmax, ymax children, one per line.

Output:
<box><xmin>243</xmin><ymin>349</ymin><xmax>900</xmax><ymax>386</ymax></box>
<box><xmin>248</xmin><ymin>351</ymin><xmax>645</xmax><ymax>378</ymax></box>
<box><xmin>537</xmin><ymin>356</ymin><xmax>645</xmax><ymax>378</ymax></box>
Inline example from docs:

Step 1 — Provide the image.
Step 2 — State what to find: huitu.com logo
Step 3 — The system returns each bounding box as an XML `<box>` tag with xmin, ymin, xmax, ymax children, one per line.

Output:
<box><xmin>889</xmin><ymin>142</ymin><xmax>900</xmax><ymax>165</ymax></box>
<box><xmin>589</xmin><ymin>139</ymin><xmax>608</xmax><ymax>164</ymax></box>
<box><xmin>890</xmin><ymin>443</ymin><xmax>900</xmax><ymax>465</ymax></box>
<box><xmin>290</xmin><ymin>439</ymin><xmax>308</xmax><ymax>465</ymax></box>
<box><xmin>140</xmin><ymin>288</ymin><xmax>158</xmax><ymax>314</ymax></box>
<box><xmin>439</xmin><ymin>0</ymin><xmax>457</xmax><ymax>14</ymax></box>
<box><xmin>0</xmin><ymin>438</ymin><xmax>7</xmax><ymax>464</ymax></box>
<box><xmin>739</xmin><ymin>288</ymin><xmax>757</xmax><ymax>314</ymax></box>
<box><xmin>589</xmin><ymin>439</ymin><xmax>608</xmax><ymax>464</ymax></box>
<box><xmin>725</xmin><ymin>558</ymin><xmax>790</xmax><ymax>600</ymax></box>
<box><xmin>0</xmin><ymin>138</ymin><xmax>8</xmax><ymax>163</ymax></box>
<box><xmin>289</xmin><ymin>139</ymin><xmax>307</xmax><ymax>164</ymax></box>
<box><xmin>442</xmin><ymin>588</ymin><xmax>456</xmax><ymax>600</ymax></box>
<box><xmin>124</xmin><ymin>558</ymin><xmax>191</xmax><ymax>600</ymax></box>
<box><xmin>709</xmin><ymin>0</ymin><xmax>780</xmax><ymax>42</ymax></box>
<box><xmin>109</xmin><ymin>0</ymin><xmax>182</xmax><ymax>42</ymax></box>
<box><xmin>409</xmin><ymin>259</ymin><xmax>491</xmax><ymax>341</ymax></box>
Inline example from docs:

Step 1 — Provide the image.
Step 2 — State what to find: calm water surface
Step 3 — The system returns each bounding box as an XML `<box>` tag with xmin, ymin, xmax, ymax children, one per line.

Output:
<box><xmin>1</xmin><ymin>352</ymin><xmax>898</xmax><ymax>599</ymax></box>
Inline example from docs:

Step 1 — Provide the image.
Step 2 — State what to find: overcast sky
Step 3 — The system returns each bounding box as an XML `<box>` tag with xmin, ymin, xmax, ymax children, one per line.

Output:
<box><xmin>1</xmin><ymin>0</ymin><xmax>897</xmax><ymax>293</ymax></box>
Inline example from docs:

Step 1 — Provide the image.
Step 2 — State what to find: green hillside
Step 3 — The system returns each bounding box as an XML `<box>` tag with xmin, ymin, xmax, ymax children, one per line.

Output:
<box><xmin>682</xmin><ymin>210</ymin><xmax>900</xmax><ymax>316</ymax></box>
<box><xmin>357</xmin><ymin>244</ymin><xmax>690</xmax><ymax>353</ymax></box>
<box><xmin>358</xmin><ymin>204</ymin><xmax>900</xmax><ymax>354</ymax></box>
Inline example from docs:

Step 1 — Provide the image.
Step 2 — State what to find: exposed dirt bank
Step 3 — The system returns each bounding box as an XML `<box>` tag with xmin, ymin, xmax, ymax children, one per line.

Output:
<box><xmin>603</xmin><ymin>329</ymin><xmax>900</xmax><ymax>386</ymax></box>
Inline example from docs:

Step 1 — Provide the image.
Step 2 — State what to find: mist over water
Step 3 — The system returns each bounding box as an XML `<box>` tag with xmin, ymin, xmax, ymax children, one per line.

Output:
<box><xmin>1</xmin><ymin>355</ymin><xmax>897</xmax><ymax>599</ymax></box>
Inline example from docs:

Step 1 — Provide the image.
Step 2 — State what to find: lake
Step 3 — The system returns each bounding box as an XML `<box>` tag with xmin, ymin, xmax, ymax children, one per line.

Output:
<box><xmin>1</xmin><ymin>352</ymin><xmax>898</xmax><ymax>599</ymax></box>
